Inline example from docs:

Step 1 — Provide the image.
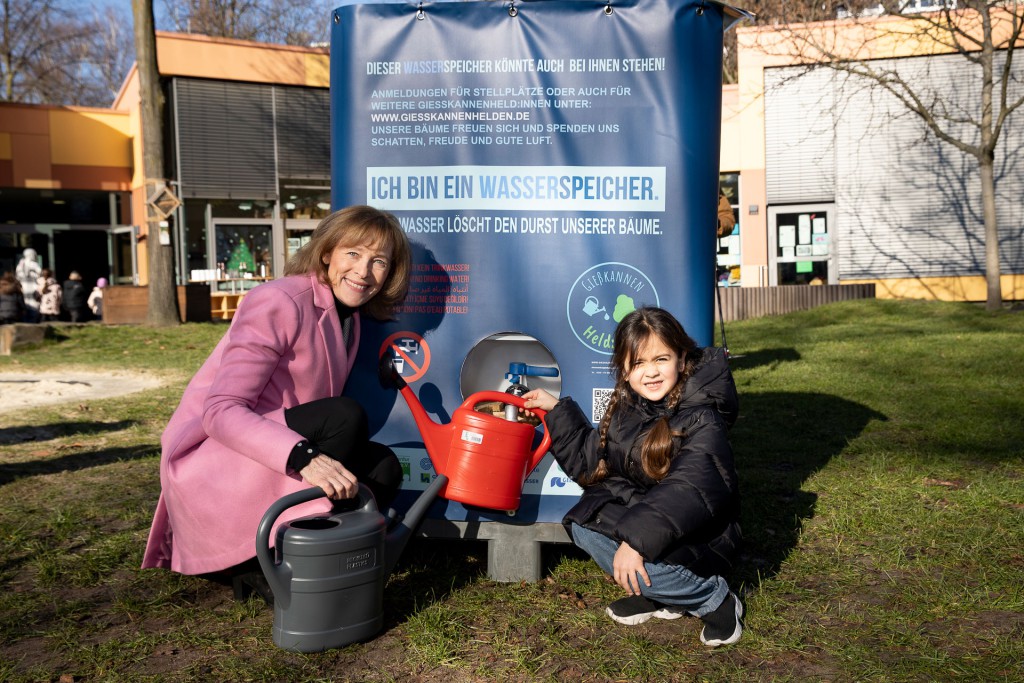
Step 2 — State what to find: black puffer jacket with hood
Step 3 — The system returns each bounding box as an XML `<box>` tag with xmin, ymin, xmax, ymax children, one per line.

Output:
<box><xmin>545</xmin><ymin>346</ymin><xmax>741</xmax><ymax>578</ymax></box>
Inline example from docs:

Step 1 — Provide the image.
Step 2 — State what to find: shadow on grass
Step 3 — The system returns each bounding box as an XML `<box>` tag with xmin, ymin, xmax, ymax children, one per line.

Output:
<box><xmin>0</xmin><ymin>443</ymin><xmax>157</xmax><ymax>486</ymax></box>
<box><xmin>0</xmin><ymin>419</ymin><xmax>139</xmax><ymax>446</ymax></box>
<box><xmin>730</xmin><ymin>391</ymin><xmax>886</xmax><ymax>587</ymax></box>
<box><xmin>727</xmin><ymin>346</ymin><xmax>802</xmax><ymax>370</ymax></box>
<box><xmin>383</xmin><ymin>537</ymin><xmax>489</xmax><ymax>628</ymax></box>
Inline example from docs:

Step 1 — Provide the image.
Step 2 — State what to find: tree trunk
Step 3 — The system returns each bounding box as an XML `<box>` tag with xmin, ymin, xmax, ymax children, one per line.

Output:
<box><xmin>131</xmin><ymin>0</ymin><xmax>180</xmax><ymax>326</ymax></box>
<box><xmin>975</xmin><ymin>3</ymin><xmax>1003</xmax><ymax>312</ymax></box>
<box><xmin>979</xmin><ymin>153</ymin><xmax>1002</xmax><ymax>311</ymax></box>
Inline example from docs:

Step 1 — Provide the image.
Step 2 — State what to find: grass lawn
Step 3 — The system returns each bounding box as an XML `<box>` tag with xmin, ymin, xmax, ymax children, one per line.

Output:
<box><xmin>1</xmin><ymin>298</ymin><xmax>1022</xmax><ymax>682</ymax></box>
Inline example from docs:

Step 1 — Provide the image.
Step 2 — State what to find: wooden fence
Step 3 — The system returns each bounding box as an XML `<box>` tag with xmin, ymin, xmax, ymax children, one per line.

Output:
<box><xmin>713</xmin><ymin>283</ymin><xmax>876</xmax><ymax>322</ymax></box>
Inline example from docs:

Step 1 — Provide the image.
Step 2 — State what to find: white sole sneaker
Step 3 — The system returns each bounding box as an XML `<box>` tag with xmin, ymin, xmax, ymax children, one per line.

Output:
<box><xmin>606</xmin><ymin>595</ymin><xmax>687</xmax><ymax>625</ymax></box>
<box><xmin>699</xmin><ymin>593</ymin><xmax>744</xmax><ymax>647</ymax></box>
<box><xmin>651</xmin><ymin>606</ymin><xmax>685</xmax><ymax>620</ymax></box>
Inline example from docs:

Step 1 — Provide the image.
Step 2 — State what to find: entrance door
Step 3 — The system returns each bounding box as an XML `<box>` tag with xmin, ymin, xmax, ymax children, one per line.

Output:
<box><xmin>108</xmin><ymin>226</ymin><xmax>138</xmax><ymax>285</ymax></box>
<box><xmin>767</xmin><ymin>203</ymin><xmax>836</xmax><ymax>285</ymax></box>
<box><xmin>53</xmin><ymin>229</ymin><xmax>111</xmax><ymax>287</ymax></box>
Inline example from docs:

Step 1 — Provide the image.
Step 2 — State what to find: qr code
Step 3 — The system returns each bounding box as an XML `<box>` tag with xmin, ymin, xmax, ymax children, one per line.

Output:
<box><xmin>592</xmin><ymin>388</ymin><xmax>613</xmax><ymax>423</ymax></box>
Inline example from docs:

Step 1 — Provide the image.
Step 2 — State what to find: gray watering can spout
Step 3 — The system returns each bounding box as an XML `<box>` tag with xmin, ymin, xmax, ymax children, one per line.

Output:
<box><xmin>383</xmin><ymin>473</ymin><xmax>447</xmax><ymax>576</ymax></box>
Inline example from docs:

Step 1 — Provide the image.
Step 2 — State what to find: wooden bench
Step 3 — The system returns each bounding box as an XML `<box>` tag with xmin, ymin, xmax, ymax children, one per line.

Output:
<box><xmin>0</xmin><ymin>323</ymin><xmax>46</xmax><ymax>355</ymax></box>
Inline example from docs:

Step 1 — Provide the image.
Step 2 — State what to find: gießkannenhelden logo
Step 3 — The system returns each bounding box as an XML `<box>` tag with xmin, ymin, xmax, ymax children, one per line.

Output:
<box><xmin>566</xmin><ymin>262</ymin><xmax>659</xmax><ymax>355</ymax></box>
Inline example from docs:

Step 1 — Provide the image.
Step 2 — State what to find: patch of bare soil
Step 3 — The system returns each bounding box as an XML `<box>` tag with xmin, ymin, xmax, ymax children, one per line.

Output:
<box><xmin>0</xmin><ymin>371</ymin><xmax>164</xmax><ymax>414</ymax></box>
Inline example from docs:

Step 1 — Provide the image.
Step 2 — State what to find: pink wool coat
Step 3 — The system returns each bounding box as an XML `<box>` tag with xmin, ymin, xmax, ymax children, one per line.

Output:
<box><xmin>142</xmin><ymin>274</ymin><xmax>361</xmax><ymax>575</ymax></box>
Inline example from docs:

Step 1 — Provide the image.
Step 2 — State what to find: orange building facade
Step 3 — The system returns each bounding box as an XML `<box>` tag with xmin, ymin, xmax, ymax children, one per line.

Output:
<box><xmin>0</xmin><ymin>103</ymin><xmax>134</xmax><ymax>288</ymax></box>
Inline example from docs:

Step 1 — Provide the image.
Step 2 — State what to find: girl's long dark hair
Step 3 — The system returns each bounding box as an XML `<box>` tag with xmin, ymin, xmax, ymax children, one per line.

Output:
<box><xmin>586</xmin><ymin>307</ymin><xmax>699</xmax><ymax>483</ymax></box>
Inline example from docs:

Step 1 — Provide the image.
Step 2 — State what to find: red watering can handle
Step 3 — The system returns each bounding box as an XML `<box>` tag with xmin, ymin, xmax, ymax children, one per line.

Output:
<box><xmin>461</xmin><ymin>391</ymin><xmax>552</xmax><ymax>473</ymax></box>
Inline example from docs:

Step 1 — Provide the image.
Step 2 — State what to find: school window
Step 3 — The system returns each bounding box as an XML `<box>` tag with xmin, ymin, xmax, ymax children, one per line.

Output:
<box><xmin>717</xmin><ymin>173</ymin><xmax>740</xmax><ymax>286</ymax></box>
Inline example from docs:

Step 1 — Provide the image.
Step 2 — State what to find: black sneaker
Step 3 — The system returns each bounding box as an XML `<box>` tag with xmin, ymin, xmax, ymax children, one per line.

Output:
<box><xmin>699</xmin><ymin>592</ymin><xmax>743</xmax><ymax>647</ymax></box>
<box><xmin>606</xmin><ymin>595</ymin><xmax>686</xmax><ymax>625</ymax></box>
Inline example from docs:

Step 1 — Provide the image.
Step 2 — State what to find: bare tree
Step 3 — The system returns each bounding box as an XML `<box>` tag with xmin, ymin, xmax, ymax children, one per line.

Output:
<box><xmin>0</xmin><ymin>0</ymin><xmax>99</xmax><ymax>104</ymax></box>
<box><xmin>161</xmin><ymin>0</ymin><xmax>333</xmax><ymax>46</ymax></box>
<box><xmin>132</xmin><ymin>0</ymin><xmax>180</xmax><ymax>326</ymax></box>
<box><xmin>725</xmin><ymin>0</ymin><xmax>856</xmax><ymax>83</ymax></box>
<box><xmin>83</xmin><ymin>5</ymin><xmax>136</xmax><ymax>106</ymax></box>
<box><xmin>745</xmin><ymin>2</ymin><xmax>1023</xmax><ymax>310</ymax></box>
<box><xmin>163</xmin><ymin>0</ymin><xmax>261</xmax><ymax>40</ymax></box>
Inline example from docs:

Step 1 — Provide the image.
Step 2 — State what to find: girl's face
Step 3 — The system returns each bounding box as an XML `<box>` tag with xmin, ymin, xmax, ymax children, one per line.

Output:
<box><xmin>323</xmin><ymin>240</ymin><xmax>391</xmax><ymax>307</ymax></box>
<box><xmin>625</xmin><ymin>334</ymin><xmax>684</xmax><ymax>402</ymax></box>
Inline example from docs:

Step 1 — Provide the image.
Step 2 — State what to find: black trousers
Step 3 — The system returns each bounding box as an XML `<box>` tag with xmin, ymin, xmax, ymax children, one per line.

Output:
<box><xmin>284</xmin><ymin>395</ymin><xmax>403</xmax><ymax>511</ymax></box>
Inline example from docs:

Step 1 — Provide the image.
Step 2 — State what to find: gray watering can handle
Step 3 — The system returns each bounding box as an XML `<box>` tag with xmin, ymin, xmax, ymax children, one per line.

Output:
<box><xmin>255</xmin><ymin>484</ymin><xmax>377</xmax><ymax>605</ymax></box>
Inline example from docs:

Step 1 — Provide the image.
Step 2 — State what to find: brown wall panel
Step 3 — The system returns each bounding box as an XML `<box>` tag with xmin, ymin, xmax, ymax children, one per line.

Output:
<box><xmin>11</xmin><ymin>135</ymin><xmax>52</xmax><ymax>187</ymax></box>
<box><xmin>0</xmin><ymin>106</ymin><xmax>49</xmax><ymax>135</ymax></box>
<box><xmin>51</xmin><ymin>165</ymin><xmax>131</xmax><ymax>191</ymax></box>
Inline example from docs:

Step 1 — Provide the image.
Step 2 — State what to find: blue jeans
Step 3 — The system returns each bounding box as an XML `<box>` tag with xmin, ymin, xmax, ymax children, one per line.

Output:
<box><xmin>570</xmin><ymin>523</ymin><xmax>729</xmax><ymax>618</ymax></box>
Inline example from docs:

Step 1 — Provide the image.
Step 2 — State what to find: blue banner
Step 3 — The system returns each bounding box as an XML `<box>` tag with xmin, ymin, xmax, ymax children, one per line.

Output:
<box><xmin>333</xmin><ymin>0</ymin><xmax>727</xmax><ymax>522</ymax></box>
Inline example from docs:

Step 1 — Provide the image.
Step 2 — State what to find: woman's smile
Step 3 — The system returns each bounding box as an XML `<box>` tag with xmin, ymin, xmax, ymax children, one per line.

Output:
<box><xmin>324</xmin><ymin>241</ymin><xmax>391</xmax><ymax>307</ymax></box>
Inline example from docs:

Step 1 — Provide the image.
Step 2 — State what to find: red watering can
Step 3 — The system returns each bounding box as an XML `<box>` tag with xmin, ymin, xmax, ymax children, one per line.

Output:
<box><xmin>379</xmin><ymin>355</ymin><xmax>550</xmax><ymax>512</ymax></box>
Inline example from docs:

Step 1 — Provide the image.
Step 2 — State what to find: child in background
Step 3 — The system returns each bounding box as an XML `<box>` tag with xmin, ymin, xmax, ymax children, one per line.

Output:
<box><xmin>36</xmin><ymin>269</ymin><xmax>62</xmax><ymax>322</ymax></box>
<box><xmin>62</xmin><ymin>271</ymin><xmax>88</xmax><ymax>322</ymax></box>
<box><xmin>0</xmin><ymin>272</ymin><xmax>26</xmax><ymax>325</ymax></box>
<box><xmin>522</xmin><ymin>306</ymin><xmax>743</xmax><ymax>647</ymax></box>
<box><xmin>88</xmin><ymin>278</ymin><xmax>107</xmax><ymax>320</ymax></box>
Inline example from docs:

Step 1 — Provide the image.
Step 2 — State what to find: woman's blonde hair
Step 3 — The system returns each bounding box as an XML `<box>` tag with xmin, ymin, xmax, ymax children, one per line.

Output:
<box><xmin>585</xmin><ymin>307</ymin><xmax>699</xmax><ymax>483</ymax></box>
<box><xmin>284</xmin><ymin>205</ymin><xmax>411</xmax><ymax>320</ymax></box>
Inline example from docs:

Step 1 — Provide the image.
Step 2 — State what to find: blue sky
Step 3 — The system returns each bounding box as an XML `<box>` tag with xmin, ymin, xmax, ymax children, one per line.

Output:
<box><xmin>87</xmin><ymin>1</ymin><xmax>169</xmax><ymax>27</ymax></box>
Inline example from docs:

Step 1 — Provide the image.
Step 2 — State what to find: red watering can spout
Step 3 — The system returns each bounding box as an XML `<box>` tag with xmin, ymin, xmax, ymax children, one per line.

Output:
<box><xmin>379</xmin><ymin>353</ymin><xmax>455</xmax><ymax>473</ymax></box>
<box><xmin>397</xmin><ymin>382</ymin><xmax>454</xmax><ymax>474</ymax></box>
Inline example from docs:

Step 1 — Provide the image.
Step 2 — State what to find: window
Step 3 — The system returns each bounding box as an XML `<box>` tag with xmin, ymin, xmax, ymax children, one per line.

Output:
<box><xmin>768</xmin><ymin>203</ymin><xmax>834</xmax><ymax>285</ymax></box>
<box><xmin>717</xmin><ymin>173</ymin><xmax>740</xmax><ymax>286</ymax></box>
<box><xmin>280</xmin><ymin>180</ymin><xmax>331</xmax><ymax>221</ymax></box>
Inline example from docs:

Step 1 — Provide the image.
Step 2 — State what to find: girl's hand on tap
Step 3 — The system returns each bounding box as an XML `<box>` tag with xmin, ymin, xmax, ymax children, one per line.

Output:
<box><xmin>521</xmin><ymin>389</ymin><xmax>558</xmax><ymax>416</ymax></box>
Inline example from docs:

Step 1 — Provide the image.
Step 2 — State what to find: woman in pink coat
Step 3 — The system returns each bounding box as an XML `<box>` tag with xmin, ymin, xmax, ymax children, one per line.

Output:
<box><xmin>142</xmin><ymin>206</ymin><xmax>412</xmax><ymax>602</ymax></box>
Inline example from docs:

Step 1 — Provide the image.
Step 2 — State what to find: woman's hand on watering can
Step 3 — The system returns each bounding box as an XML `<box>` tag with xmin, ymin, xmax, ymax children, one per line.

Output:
<box><xmin>521</xmin><ymin>389</ymin><xmax>557</xmax><ymax>416</ymax></box>
<box><xmin>299</xmin><ymin>456</ymin><xmax>359</xmax><ymax>500</ymax></box>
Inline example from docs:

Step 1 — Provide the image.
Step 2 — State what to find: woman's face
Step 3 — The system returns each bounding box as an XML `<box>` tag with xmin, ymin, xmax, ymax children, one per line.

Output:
<box><xmin>323</xmin><ymin>240</ymin><xmax>392</xmax><ymax>307</ymax></box>
<box><xmin>625</xmin><ymin>334</ymin><xmax>684</xmax><ymax>402</ymax></box>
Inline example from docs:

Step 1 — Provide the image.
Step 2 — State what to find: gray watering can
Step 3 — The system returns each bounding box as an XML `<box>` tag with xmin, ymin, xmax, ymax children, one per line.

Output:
<box><xmin>256</xmin><ymin>474</ymin><xmax>448</xmax><ymax>652</ymax></box>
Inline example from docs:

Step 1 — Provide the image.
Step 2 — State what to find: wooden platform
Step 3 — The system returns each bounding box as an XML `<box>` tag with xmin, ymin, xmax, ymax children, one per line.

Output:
<box><xmin>0</xmin><ymin>323</ymin><xmax>47</xmax><ymax>355</ymax></box>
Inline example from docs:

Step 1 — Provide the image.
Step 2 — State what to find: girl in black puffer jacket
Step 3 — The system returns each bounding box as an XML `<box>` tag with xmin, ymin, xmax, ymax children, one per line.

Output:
<box><xmin>523</xmin><ymin>306</ymin><xmax>743</xmax><ymax>647</ymax></box>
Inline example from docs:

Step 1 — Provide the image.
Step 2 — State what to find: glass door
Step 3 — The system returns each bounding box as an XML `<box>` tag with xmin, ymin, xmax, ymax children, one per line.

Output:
<box><xmin>767</xmin><ymin>203</ymin><xmax>835</xmax><ymax>285</ymax></box>
<box><xmin>108</xmin><ymin>225</ymin><xmax>138</xmax><ymax>285</ymax></box>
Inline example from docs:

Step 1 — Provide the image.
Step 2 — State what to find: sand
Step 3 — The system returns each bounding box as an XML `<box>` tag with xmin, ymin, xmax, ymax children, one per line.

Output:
<box><xmin>0</xmin><ymin>371</ymin><xmax>165</xmax><ymax>414</ymax></box>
